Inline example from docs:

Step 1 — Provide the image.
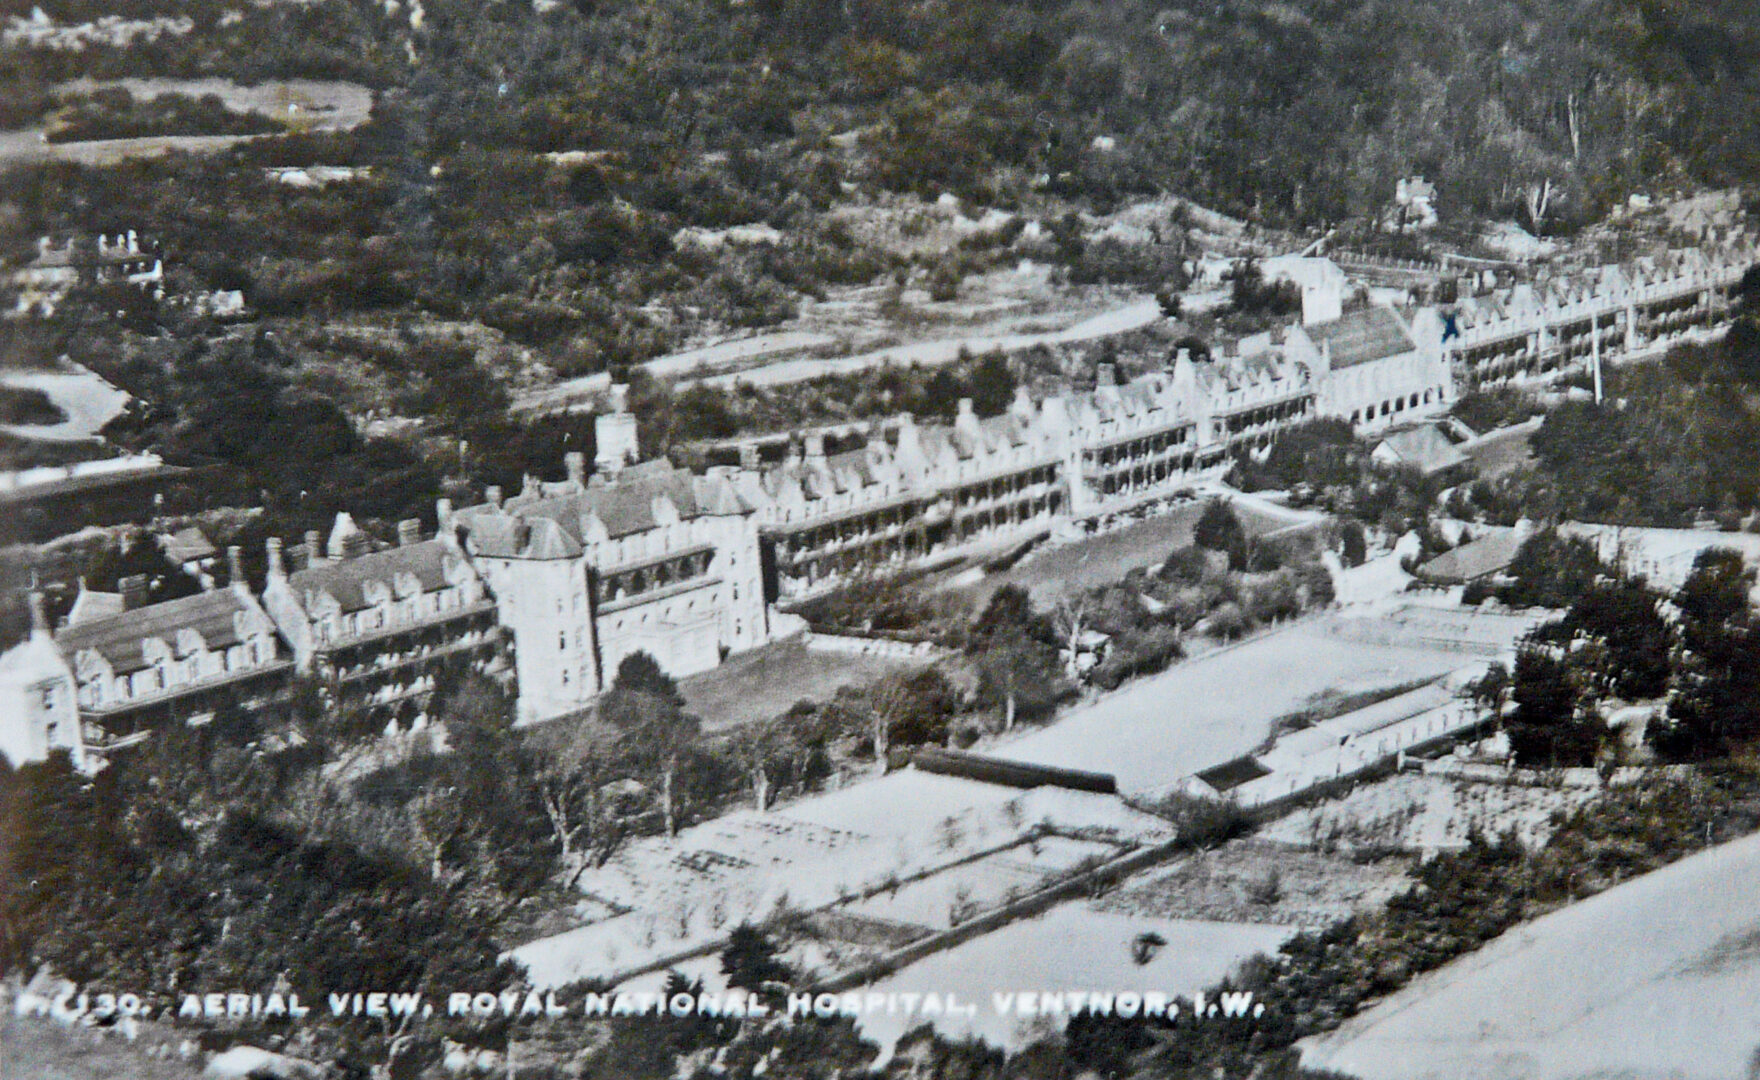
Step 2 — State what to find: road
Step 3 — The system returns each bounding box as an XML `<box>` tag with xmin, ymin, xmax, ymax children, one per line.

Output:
<box><xmin>0</xmin><ymin>79</ymin><xmax>371</xmax><ymax>168</ymax></box>
<box><xmin>1300</xmin><ymin>827</ymin><xmax>1760</xmax><ymax>1080</ymax></box>
<box><xmin>0</xmin><ymin>368</ymin><xmax>130</xmax><ymax>443</ymax></box>
<box><xmin>684</xmin><ymin>297</ymin><xmax>1168</xmax><ymax>390</ymax></box>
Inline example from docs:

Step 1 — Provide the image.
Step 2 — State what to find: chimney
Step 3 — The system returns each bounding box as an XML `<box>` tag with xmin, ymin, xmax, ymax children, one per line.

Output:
<box><xmin>27</xmin><ymin>591</ymin><xmax>49</xmax><ymax>638</ymax></box>
<box><xmin>119</xmin><ymin>574</ymin><xmax>149</xmax><ymax>611</ymax></box>
<box><xmin>564</xmin><ymin>451</ymin><xmax>586</xmax><ymax>486</ymax></box>
<box><xmin>227</xmin><ymin>545</ymin><xmax>246</xmax><ymax>592</ymax></box>
<box><xmin>609</xmin><ymin>383</ymin><xmax>630</xmax><ymax>413</ymax></box>
<box><xmin>397</xmin><ymin>519</ymin><xmax>421</xmax><ymax>547</ymax></box>
<box><xmin>1096</xmin><ymin>363</ymin><xmax>1117</xmax><ymax>388</ymax></box>
<box><xmin>485</xmin><ymin>484</ymin><xmax>503</xmax><ymax>509</ymax></box>
<box><xmin>266</xmin><ymin>537</ymin><xmax>287</xmax><ymax>580</ymax></box>
<box><xmin>435</xmin><ymin>497</ymin><xmax>454</xmax><ymax>529</ymax></box>
<box><xmin>36</xmin><ymin>236</ymin><xmax>50</xmax><ymax>259</ymax></box>
<box><xmin>304</xmin><ymin>530</ymin><xmax>324</xmax><ymax>565</ymax></box>
<box><xmin>955</xmin><ymin>396</ymin><xmax>981</xmax><ymax>440</ymax></box>
<box><xmin>738</xmin><ymin>444</ymin><xmax>761</xmax><ymax>471</ymax></box>
<box><xmin>128</xmin><ymin>229</ymin><xmax>139</xmax><ymax>255</ymax></box>
<box><xmin>1011</xmin><ymin>385</ymin><xmax>1034</xmax><ymax>420</ymax></box>
<box><xmin>804</xmin><ymin>433</ymin><xmax>826</xmax><ymax>462</ymax></box>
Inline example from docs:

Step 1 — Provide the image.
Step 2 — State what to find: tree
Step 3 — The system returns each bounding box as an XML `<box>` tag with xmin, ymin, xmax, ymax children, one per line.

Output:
<box><xmin>1562</xmin><ymin>580</ymin><xmax>1673</xmax><ymax>700</ymax></box>
<box><xmin>719</xmin><ymin>923</ymin><xmax>794</xmax><ymax>996</ymax></box>
<box><xmin>965</xmin><ymin>349</ymin><xmax>1015</xmax><ymax>417</ymax></box>
<box><xmin>974</xmin><ymin>628</ymin><xmax>1066</xmax><ymax>730</ymax></box>
<box><xmin>1654</xmin><ymin>549</ymin><xmax>1760</xmax><ymax>761</ymax></box>
<box><xmin>1508</xmin><ymin>647</ymin><xmax>1603</xmax><ymax>767</ymax></box>
<box><xmin>725</xmin><ymin>713</ymin><xmax>787</xmax><ymax>812</ymax></box>
<box><xmin>860</xmin><ymin>668</ymin><xmax>957</xmax><ymax>771</ymax></box>
<box><xmin>602</xmin><ymin>652</ymin><xmax>699</xmax><ymax>836</ymax></box>
<box><xmin>1340</xmin><ymin>518</ymin><xmax>1368</xmax><ymax>567</ymax></box>
<box><xmin>523</xmin><ymin>719</ymin><xmax>627</xmax><ymax>886</ymax></box>
<box><xmin>1193</xmin><ymin>497</ymin><xmax>1249</xmax><ymax>571</ymax></box>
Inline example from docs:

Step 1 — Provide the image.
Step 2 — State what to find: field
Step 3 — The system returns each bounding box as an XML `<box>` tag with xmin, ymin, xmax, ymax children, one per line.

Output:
<box><xmin>853</xmin><ymin>905</ymin><xmax>1294</xmax><ymax>1053</ymax></box>
<box><xmin>1300</xmin><ymin>827</ymin><xmax>1760</xmax><ymax>1080</ymax></box>
<box><xmin>991</xmin><ymin>618</ymin><xmax>1470</xmax><ymax>794</ymax></box>
<box><xmin>966</xmin><ymin>487</ymin><xmax>1319</xmax><ymax>606</ymax></box>
<box><xmin>679</xmin><ymin>635</ymin><xmax>924</xmax><ymax>731</ymax></box>
<box><xmin>1096</xmin><ymin>838</ymin><xmax>1412</xmax><ymax>929</ymax></box>
<box><xmin>1260</xmin><ymin>770</ymin><xmax>1599</xmax><ymax>855</ymax></box>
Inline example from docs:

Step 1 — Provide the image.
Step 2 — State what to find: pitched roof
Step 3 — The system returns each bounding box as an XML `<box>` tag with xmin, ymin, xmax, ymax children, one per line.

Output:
<box><xmin>57</xmin><ymin>589</ymin><xmax>258</xmax><ymax>674</ymax></box>
<box><xmin>1375</xmin><ymin>425</ymin><xmax>1467</xmax><ymax>475</ymax></box>
<box><xmin>158</xmin><ymin>525</ymin><xmax>216</xmax><ymax>564</ymax></box>
<box><xmin>285</xmin><ymin>539</ymin><xmax>457</xmax><ymax>613</ymax></box>
<box><xmin>1416</xmin><ymin>530</ymin><xmax>1523</xmax><ymax>584</ymax></box>
<box><xmin>1308</xmin><ymin>306</ymin><xmax>1417</xmax><ymax>369</ymax></box>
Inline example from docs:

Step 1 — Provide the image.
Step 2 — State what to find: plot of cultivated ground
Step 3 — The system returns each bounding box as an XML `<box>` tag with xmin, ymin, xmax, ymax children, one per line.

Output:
<box><xmin>1095</xmin><ymin>837</ymin><xmax>1411</xmax><ymax>929</ymax></box>
<box><xmin>991</xmin><ymin>618</ymin><xmax>1471</xmax><ymax>795</ymax></box>
<box><xmin>1260</xmin><ymin>771</ymin><xmax>1599</xmax><ymax>856</ymax></box>
<box><xmin>679</xmin><ymin>636</ymin><xmax>926</xmax><ymax>731</ymax></box>
<box><xmin>1299</xmin><ymin>827</ymin><xmax>1760</xmax><ymax>1080</ymax></box>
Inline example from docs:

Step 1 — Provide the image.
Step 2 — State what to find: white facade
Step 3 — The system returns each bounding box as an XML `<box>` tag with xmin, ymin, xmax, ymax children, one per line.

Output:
<box><xmin>0</xmin><ymin>597</ymin><xmax>84</xmax><ymax>770</ymax></box>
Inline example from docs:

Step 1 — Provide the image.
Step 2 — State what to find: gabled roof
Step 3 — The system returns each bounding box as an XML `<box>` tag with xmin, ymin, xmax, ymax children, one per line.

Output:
<box><xmin>1375</xmin><ymin>425</ymin><xmax>1467</xmax><ymax>475</ymax></box>
<box><xmin>285</xmin><ymin>539</ymin><xmax>457</xmax><ymax>613</ymax></box>
<box><xmin>158</xmin><ymin>525</ymin><xmax>216</xmax><ymax>564</ymax></box>
<box><xmin>1306</xmin><ymin>306</ymin><xmax>1417</xmax><ymax>369</ymax></box>
<box><xmin>57</xmin><ymin>589</ymin><xmax>260</xmax><ymax>674</ymax></box>
<box><xmin>1416</xmin><ymin>530</ymin><xmax>1523</xmax><ymax>584</ymax></box>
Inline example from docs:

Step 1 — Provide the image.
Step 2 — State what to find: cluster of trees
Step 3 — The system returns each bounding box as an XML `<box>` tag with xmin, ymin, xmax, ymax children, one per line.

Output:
<box><xmin>1510</xmin><ymin>311</ymin><xmax>1760</xmax><ymax>527</ymax></box>
<box><xmin>1470</xmin><ymin>539</ymin><xmax>1760</xmax><ymax>768</ymax></box>
<box><xmin>0</xmin><ymin>386</ymin><xmax>67</xmax><ymax>426</ymax></box>
<box><xmin>11</xmin><ymin>0</ymin><xmax>1760</xmax><ymax>398</ymax></box>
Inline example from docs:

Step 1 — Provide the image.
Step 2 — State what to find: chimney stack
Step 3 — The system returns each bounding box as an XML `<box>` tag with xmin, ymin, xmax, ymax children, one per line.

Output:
<box><xmin>1096</xmin><ymin>362</ymin><xmax>1117</xmax><ymax>388</ymax></box>
<box><xmin>397</xmin><ymin>519</ymin><xmax>421</xmax><ymax>547</ymax></box>
<box><xmin>119</xmin><ymin>574</ymin><xmax>149</xmax><ymax>612</ymax></box>
<box><xmin>564</xmin><ymin>451</ymin><xmax>586</xmax><ymax>486</ymax></box>
<box><xmin>485</xmin><ymin>485</ymin><xmax>503</xmax><ymax>508</ymax></box>
<box><xmin>27</xmin><ymin>591</ymin><xmax>48</xmax><ymax>637</ymax></box>
<box><xmin>227</xmin><ymin>545</ymin><xmax>246</xmax><ymax>590</ymax></box>
<box><xmin>304</xmin><ymin>530</ymin><xmax>323</xmax><ymax>565</ymax></box>
<box><xmin>267</xmin><ymin>537</ymin><xmax>286</xmax><ymax>580</ymax></box>
<box><xmin>957</xmin><ymin>397</ymin><xmax>975</xmax><ymax>419</ymax></box>
<box><xmin>435</xmin><ymin>498</ymin><xmax>453</xmax><ymax>529</ymax></box>
<box><xmin>738</xmin><ymin>444</ymin><xmax>761</xmax><ymax>471</ymax></box>
<box><xmin>1011</xmin><ymin>385</ymin><xmax>1034</xmax><ymax>419</ymax></box>
<box><xmin>804</xmin><ymin>433</ymin><xmax>826</xmax><ymax>462</ymax></box>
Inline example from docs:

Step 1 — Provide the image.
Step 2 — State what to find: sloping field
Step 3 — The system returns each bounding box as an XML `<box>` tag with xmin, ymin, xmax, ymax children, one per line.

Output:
<box><xmin>992</xmin><ymin>620</ymin><xmax>1470</xmax><ymax>794</ymax></box>
<box><xmin>1300</xmin><ymin>829</ymin><xmax>1760</xmax><ymax>1080</ymax></box>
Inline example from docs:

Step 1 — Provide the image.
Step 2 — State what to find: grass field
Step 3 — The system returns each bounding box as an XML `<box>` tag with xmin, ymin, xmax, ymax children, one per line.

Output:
<box><xmin>1300</xmin><ymin>827</ymin><xmax>1760</xmax><ymax>1080</ymax></box>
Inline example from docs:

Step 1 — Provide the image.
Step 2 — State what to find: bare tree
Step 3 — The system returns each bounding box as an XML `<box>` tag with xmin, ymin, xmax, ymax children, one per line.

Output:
<box><xmin>725</xmin><ymin>713</ymin><xmax>787</xmax><ymax>811</ymax></box>
<box><xmin>1524</xmin><ymin>178</ymin><xmax>1554</xmax><ymax>234</ymax></box>
<box><xmin>527</xmin><ymin>720</ymin><xmax>628</xmax><ymax>886</ymax></box>
<box><xmin>1052</xmin><ymin>594</ymin><xmax>1092</xmax><ymax>681</ymax></box>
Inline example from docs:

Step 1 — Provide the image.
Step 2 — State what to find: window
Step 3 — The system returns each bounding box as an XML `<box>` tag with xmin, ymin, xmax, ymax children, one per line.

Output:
<box><xmin>558</xmin><ymin>632</ymin><xmax>567</xmax><ymax>650</ymax></box>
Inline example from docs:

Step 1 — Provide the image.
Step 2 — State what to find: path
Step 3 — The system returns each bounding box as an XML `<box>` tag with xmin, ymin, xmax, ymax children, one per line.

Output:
<box><xmin>0</xmin><ymin>79</ymin><xmax>371</xmax><ymax>168</ymax></box>
<box><xmin>683</xmin><ymin>297</ymin><xmax>1166</xmax><ymax>390</ymax></box>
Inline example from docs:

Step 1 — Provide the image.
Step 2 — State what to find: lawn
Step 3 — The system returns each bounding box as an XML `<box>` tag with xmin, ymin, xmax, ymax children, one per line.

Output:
<box><xmin>679</xmin><ymin>635</ymin><xmax>925</xmax><ymax>730</ymax></box>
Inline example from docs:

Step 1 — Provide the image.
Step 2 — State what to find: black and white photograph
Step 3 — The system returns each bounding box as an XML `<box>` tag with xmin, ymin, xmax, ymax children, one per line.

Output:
<box><xmin>1</xmin><ymin>0</ymin><xmax>1758</xmax><ymax>1076</ymax></box>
